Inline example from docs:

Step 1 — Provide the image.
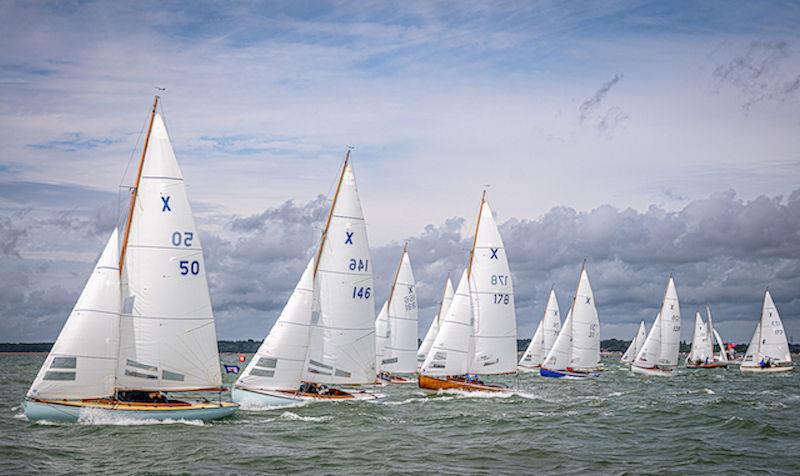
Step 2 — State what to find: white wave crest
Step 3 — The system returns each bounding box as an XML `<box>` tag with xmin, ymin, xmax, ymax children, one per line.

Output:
<box><xmin>277</xmin><ymin>411</ymin><xmax>332</xmax><ymax>422</ymax></box>
<box><xmin>77</xmin><ymin>408</ymin><xmax>205</xmax><ymax>426</ymax></box>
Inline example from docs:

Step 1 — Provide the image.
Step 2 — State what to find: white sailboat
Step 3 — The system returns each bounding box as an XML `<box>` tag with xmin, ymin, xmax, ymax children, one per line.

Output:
<box><xmin>419</xmin><ymin>192</ymin><xmax>517</xmax><ymax>392</ymax></box>
<box><xmin>25</xmin><ymin>97</ymin><xmax>237</xmax><ymax>422</ymax></box>
<box><xmin>417</xmin><ymin>276</ymin><xmax>454</xmax><ymax>369</ymax></box>
<box><xmin>232</xmin><ymin>151</ymin><xmax>385</xmax><ymax>406</ymax></box>
<box><xmin>518</xmin><ymin>288</ymin><xmax>561</xmax><ymax>372</ymax></box>
<box><xmin>631</xmin><ymin>274</ymin><xmax>681</xmax><ymax>376</ymax></box>
<box><xmin>376</xmin><ymin>244</ymin><xmax>418</xmax><ymax>384</ymax></box>
<box><xmin>710</xmin><ymin>307</ymin><xmax>729</xmax><ymax>366</ymax></box>
<box><xmin>741</xmin><ymin>289</ymin><xmax>793</xmax><ymax>373</ymax></box>
<box><xmin>687</xmin><ymin>305</ymin><xmax>728</xmax><ymax>368</ymax></box>
<box><xmin>621</xmin><ymin>321</ymin><xmax>647</xmax><ymax>364</ymax></box>
<box><xmin>540</xmin><ymin>263</ymin><xmax>601</xmax><ymax>379</ymax></box>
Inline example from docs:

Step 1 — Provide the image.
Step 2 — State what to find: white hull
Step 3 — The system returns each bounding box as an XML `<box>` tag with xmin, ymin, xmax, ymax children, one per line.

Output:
<box><xmin>630</xmin><ymin>365</ymin><xmax>675</xmax><ymax>377</ymax></box>
<box><xmin>232</xmin><ymin>386</ymin><xmax>385</xmax><ymax>409</ymax></box>
<box><xmin>740</xmin><ymin>365</ymin><xmax>793</xmax><ymax>374</ymax></box>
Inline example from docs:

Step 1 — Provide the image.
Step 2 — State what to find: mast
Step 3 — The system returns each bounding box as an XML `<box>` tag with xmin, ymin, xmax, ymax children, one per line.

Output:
<box><xmin>386</xmin><ymin>242</ymin><xmax>408</xmax><ymax>309</ymax></box>
<box><xmin>119</xmin><ymin>96</ymin><xmax>159</xmax><ymax>272</ymax></box>
<box><xmin>466</xmin><ymin>190</ymin><xmax>486</xmax><ymax>278</ymax></box>
<box><xmin>313</xmin><ymin>149</ymin><xmax>350</xmax><ymax>277</ymax></box>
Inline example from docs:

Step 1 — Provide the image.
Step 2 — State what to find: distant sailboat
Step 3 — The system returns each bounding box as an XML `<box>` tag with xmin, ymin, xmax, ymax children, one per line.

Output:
<box><xmin>708</xmin><ymin>306</ymin><xmax>729</xmax><ymax>366</ymax></box>
<box><xmin>376</xmin><ymin>244</ymin><xmax>418</xmax><ymax>384</ymax></box>
<box><xmin>25</xmin><ymin>97</ymin><xmax>238</xmax><ymax>422</ymax></box>
<box><xmin>687</xmin><ymin>305</ymin><xmax>727</xmax><ymax>368</ymax></box>
<box><xmin>631</xmin><ymin>275</ymin><xmax>681</xmax><ymax>376</ymax></box>
<box><xmin>417</xmin><ymin>276</ymin><xmax>454</xmax><ymax>369</ymax></box>
<box><xmin>419</xmin><ymin>192</ymin><xmax>517</xmax><ymax>392</ymax></box>
<box><xmin>540</xmin><ymin>263</ymin><xmax>601</xmax><ymax>379</ymax></box>
<box><xmin>741</xmin><ymin>289</ymin><xmax>793</xmax><ymax>373</ymax></box>
<box><xmin>518</xmin><ymin>288</ymin><xmax>561</xmax><ymax>373</ymax></box>
<box><xmin>621</xmin><ymin>321</ymin><xmax>647</xmax><ymax>364</ymax></box>
<box><xmin>232</xmin><ymin>151</ymin><xmax>385</xmax><ymax>406</ymax></box>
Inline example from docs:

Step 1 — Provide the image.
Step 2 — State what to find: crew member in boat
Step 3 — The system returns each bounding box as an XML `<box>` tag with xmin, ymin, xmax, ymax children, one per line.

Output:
<box><xmin>116</xmin><ymin>391</ymin><xmax>169</xmax><ymax>403</ymax></box>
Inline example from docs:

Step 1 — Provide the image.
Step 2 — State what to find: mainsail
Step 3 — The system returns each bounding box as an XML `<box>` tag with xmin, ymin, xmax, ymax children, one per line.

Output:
<box><xmin>417</xmin><ymin>276</ymin><xmax>454</xmax><ymax>367</ymax></box>
<box><xmin>658</xmin><ymin>276</ymin><xmax>681</xmax><ymax>368</ymax></box>
<box><xmin>468</xmin><ymin>198</ymin><xmax>517</xmax><ymax>374</ymax></box>
<box><xmin>687</xmin><ymin>311</ymin><xmax>712</xmax><ymax>362</ymax></box>
<box><xmin>117</xmin><ymin>113</ymin><xmax>222</xmax><ymax>391</ymax></box>
<box><xmin>381</xmin><ymin>248</ymin><xmax>418</xmax><ymax>374</ymax></box>
<box><xmin>742</xmin><ymin>290</ymin><xmax>791</xmax><ymax>368</ymax></box>
<box><xmin>306</xmin><ymin>159</ymin><xmax>376</xmax><ymax>384</ymax></box>
<box><xmin>569</xmin><ymin>267</ymin><xmax>600</xmax><ymax>371</ymax></box>
<box><xmin>236</xmin><ymin>258</ymin><xmax>315</xmax><ymax>392</ymax></box>
<box><xmin>28</xmin><ymin>231</ymin><xmax>121</xmax><ymax>400</ymax></box>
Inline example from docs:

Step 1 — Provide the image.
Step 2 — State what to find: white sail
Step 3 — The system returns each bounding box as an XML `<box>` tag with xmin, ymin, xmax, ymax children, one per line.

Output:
<box><xmin>542</xmin><ymin>307</ymin><xmax>573</xmax><ymax>371</ymax></box>
<box><xmin>421</xmin><ymin>270</ymin><xmax>473</xmax><ymax>376</ymax></box>
<box><xmin>518</xmin><ymin>322</ymin><xmax>543</xmax><ymax>367</ymax></box>
<box><xmin>417</xmin><ymin>276</ymin><xmax>454</xmax><ymax>367</ymax></box>
<box><xmin>687</xmin><ymin>312</ymin><xmax>712</xmax><ymax>362</ymax></box>
<box><xmin>658</xmin><ymin>276</ymin><xmax>681</xmax><ymax>368</ymax></box>
<box><xmin>743</xmin><ymin>290</ymin><xmax>791</xmax><ymax>367</ymax></box>
<box><xmin>468</xmin><ymin>200</ymin><xmax>517</xmax><ymax>374</ymax></box>
<box><xmin>236</xmin><ymin>258</ymin><xmax>314</xmax><ymax>392</ymax></box>
<box><xmin>28</xmin><ymin>230</ymin><xmax>121</xmax><ymax>400</ymax></box>
<box><xmin>621</xmin><ymin>321</ymin><xmax>646</xmax><ymax>364</ymax></box>
<box><xmin>569</xmin><ymin>267</ymin><xmax>600</xmax><ymax>371</ymax></box>
<box><xmin>633</xmin><ymin>313</ymin><xmax>661</xmax><ymax>369</ymax></box>
<box><xmin>374</xmin><ymin>301</ymin><xmax>389</xmax><ymax>373</ymax></box>
<box><xmin>381</xmin><ymin>251</ymin><xmax>418</xmax><ymax>373</ymax></box>
<box><xmin>306</xmin><ymin>162</ymin><xmax>376</xmax><ymax>384</ymax></box>
<box><xmin>117</xmin><ymin>114</ymin><xmax>222</xmax><ymax>391</ymax></box>
<box><xmin>712</xmin><ymin>328</ymin><xmax>728</xmax><ymax>363</ymax></box>
<box><xmin>542</xmin><ymin>289</ymin><xmax>562</xmax><ymax>358</ymax></box>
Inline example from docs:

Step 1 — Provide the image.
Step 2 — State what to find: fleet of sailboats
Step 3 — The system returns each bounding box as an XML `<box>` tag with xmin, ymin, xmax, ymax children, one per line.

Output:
<box><xmin>21</xmin><ymin>97</ymin><xmax>796</xmax><ymax>423</ymax></box>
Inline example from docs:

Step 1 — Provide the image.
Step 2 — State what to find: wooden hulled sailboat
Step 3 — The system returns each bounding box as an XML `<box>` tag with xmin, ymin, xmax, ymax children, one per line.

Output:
<box><xmin>686</xmin><ymin>305</ymin><xmax>727</xmax><ymax>368</ymax></box>
<box><xmin>24</xmin><ymin>97</ymin><xmax>238</xmax><ymax>422</ymax></box>
<box><xmin>540</xmin><ymin>263</ymin><xmax>601</xmax><ymax>379</ymax></box>
<box><xmin>417</xmin><ymin>276</ymin><xmax>454</xmax><ymax>370</ymax></box>
<box><xmin>621</xmin><ymin>321</ymin><xmax>647</xmax><ymax>364</ymax></box>
<box><xmin>375</xmin><ymin>244</ymin><xmax>418</xmax><ymax>384</ymax></box>
<box><xmin>419</xmin><ymin>192</ymin><xmax>518</xmax><ymax>392</ymax></box>
<box><xmin>518</xmin><ymin>288</ymin><xmax>561</xmax><ymax>373</ymax></box>
<box><xmin>232</xmin><ymin>152</ymin><xmax>385</xmax><ymax>407</ymax></box>
<box><xmin>631</xmin><ymin>275</ymin><xmax>681</xmax><ymax>376</ymax></box>
<box><xmin>741</xmin><ymin>289</ymin><xmax>793</xmax><ymax>374</ymax></box>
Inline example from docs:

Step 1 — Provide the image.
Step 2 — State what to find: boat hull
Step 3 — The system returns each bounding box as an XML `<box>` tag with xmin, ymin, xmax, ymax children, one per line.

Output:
<box><xmin>23</xmin><ymin>398</ymin><xmax>238</xmax><ymax>423</ymax></box>
<box><xmin>630</xmin><ymin>365</ymin><xmax>675</xmax><ymax>377</ymax></box>
<box><xmin>686</xmin><ymin>362</ymin><xmax>728</xmax><ymax>369</ymax></box>
<box><xmin>418</xmin><ymin>375</ymin><xmax>507</xmax><ymax>392</ymax></box>
<box><xmin>232</xmin><ymin>386</ymin><xmax>385</xmax><ymax>408</ymax></box>
<box><xmin>740</xmin><ymin>365</ymin><xmax>793</xmax><ymax>374</ymax></box>
<box><xmin>377</xmin><ymin>374</ymin><xmax>417</xmax><ymax>385</ymax></box>
<box><xmin>539</xmin><ymin>367</ymin><xmax>599</xmax><ymax>379</ymax></box>
<box><xmin>517</xmin><ymin>365</ymin><xmax>541</xmax><ymax>374</ymax></box>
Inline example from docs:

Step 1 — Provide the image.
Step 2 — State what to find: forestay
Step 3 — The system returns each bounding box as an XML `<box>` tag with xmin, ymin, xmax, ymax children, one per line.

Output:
<box><xmin>421</xmin><ymin>270</ymin><xmax>473</xmax><ymax>376</ymax></box>
<box><xmin>236</xmin><ymin>258</ymin><xmax>315</xmax><ymax>392</ymax></box>
<box><xmin>469</xmin><ymin>200</ymin><xmax>517</xmax><ymax>374</ymax></box>
<box><xmin>306</xmin><ymin>162</ymin><xmax>376</xmax><ymax>384</ymax></box>
<box><xmin>28</xmin><ymin>231</ymin><xmax>121</xmax><ymax>400</ymax></box>
<box><xmin>117</xmin><ymin>114</ymin><xmax>222</xmax><ymax>391</ymax></box>
<box><xmin>382</xmin><ymin>251</ymin><xmax>418</xmax><ymax>373</ymax></box>
<box><xmin>418</xmin><ymin>277</ymin><xmax>454</xmax><ymax>367</ymax></box>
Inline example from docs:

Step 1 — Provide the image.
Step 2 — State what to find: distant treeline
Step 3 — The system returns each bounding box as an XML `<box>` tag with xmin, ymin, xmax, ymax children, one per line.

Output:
<box><xmin>2</xmin><ymin>340</ymin><xmax>797</xmax><ymax>354</ymax></box>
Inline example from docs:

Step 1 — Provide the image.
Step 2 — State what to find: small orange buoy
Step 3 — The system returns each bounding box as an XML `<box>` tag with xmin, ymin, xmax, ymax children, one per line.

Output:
<box><xmin>238</xmin><ymin>354</ymin><xmax>246</xmax><ymax>363</ymax></box>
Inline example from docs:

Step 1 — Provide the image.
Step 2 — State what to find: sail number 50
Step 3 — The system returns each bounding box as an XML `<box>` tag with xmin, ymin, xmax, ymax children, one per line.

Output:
<box><xmin>179</xmin><ymin>260</ymin><xmax>200</xmax><ymax>275</ymax></box>
<box><xmin>352</xmin><ymin>287</ymin><xmax>371</xmax><ymax>299</ymax></box>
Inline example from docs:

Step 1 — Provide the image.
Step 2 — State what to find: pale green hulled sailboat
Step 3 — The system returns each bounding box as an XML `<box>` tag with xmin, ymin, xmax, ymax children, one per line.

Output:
<box><xmin>24</xmin><ymin>97</ymin><xmax>238</xmax><ymax>422</ymax></box>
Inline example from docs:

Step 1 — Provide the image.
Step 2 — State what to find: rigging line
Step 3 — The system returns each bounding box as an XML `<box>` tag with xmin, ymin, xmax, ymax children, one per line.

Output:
<box><xmin>117</xmin><ymin>111</ymin><xmax>150</xmax><ymax>230</ymax></box>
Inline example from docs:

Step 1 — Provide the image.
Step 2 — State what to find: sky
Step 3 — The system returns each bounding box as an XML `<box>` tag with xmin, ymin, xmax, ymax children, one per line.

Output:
<box><xmin>1</xmin><ymin>1</ymin><xmax>799</xmax><ymax>343</ymax></box>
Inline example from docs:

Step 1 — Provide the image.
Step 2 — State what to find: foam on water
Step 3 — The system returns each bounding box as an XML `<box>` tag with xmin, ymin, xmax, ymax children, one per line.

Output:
<box><xmin>238</xmin><ymin>399</ymin><xmax>310</xmax><ymax>412</ymax></box>
<box><xmin>77</xmin><ymin>408</ymin><xmax>205</xmax><ymax>426</ymax></box>
<box><xmin>277</xmin><ymin>411</ymin><xmax>332</xmax><ymax>422</ymax></box>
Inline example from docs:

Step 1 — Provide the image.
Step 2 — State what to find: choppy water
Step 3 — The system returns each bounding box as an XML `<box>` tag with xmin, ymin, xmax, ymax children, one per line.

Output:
<box><xmin>3</xmin><ymin>353</ymin><xmax>800</xmax><ymax>475</ymax></box>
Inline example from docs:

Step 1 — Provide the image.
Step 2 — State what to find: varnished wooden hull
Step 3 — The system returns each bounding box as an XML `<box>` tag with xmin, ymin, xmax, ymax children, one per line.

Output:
<box><xmin>686</xmin><ymin>362</ymin><xmax>728</xmax><ymax>369</ymax></box>
<box><xmin>418</xmin><ymin>375</ymin><xmax>507</xmax><ymax>392</ymax></box>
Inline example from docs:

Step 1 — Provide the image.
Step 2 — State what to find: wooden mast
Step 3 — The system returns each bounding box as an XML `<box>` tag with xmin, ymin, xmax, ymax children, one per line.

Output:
<box><xmin>386</xmin><ymin>242</ymin><xmax>408</xmax><ymax>309</ymax></box>
<box><xmin>313</xmin><ymin>149</ymin><xmax>350</xmax><ymax>277</ymax></box>
<box><xmin>119</xmin><ymin>96</ymin><xmax>159</xmax><ymax>273</ymax></box>
<box><xmin>466</xmin><ymin>190</ymin><xmax>486</xmax><ymax>278</ymax></box>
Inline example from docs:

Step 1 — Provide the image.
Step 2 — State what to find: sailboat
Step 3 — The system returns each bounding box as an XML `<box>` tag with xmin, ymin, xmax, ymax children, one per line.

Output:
<box><xmin>417</xmin><ymin>276</ymin><xmax>454</xmax><ymax>369</ymax></box>
<box><xmin>540</xmin><ymin>263</ymin><xmax>601</xmax><ymax>379</ymax></box>
<box><xmin>518</xmin><ymin>288</ymin><xmax>561</xmax><ymax>373</ymax></box>
<box><xmin>24</xmin><ymin>97</ymin><xmax>238</xmax><ymax>422</ymax></box>
<box><xmin>232</xmin><ymin>151</ymin><xmax>386</xmax><ymax>406</ymax></box>
<box><xmin>631</xmin><ymin>275</ymin><xmax>681</xmax><ymax>376</ymax></box>
<box><xmin>419</xmin><ymin>192</ymin><xmax>517</xmax><ymax>392</ymax></box>
<box><xmin>621</xmin><ymin>321</ymin><xmax>647</xmax><ymax>364</ymax></box>
<box><xmin>376</xmin><ymin>244</ymin><xmax>418</xmax><ymax>384</ymax></box>
<box><xmin>687</xmin><ymin>306</ymin><xmax>727</xmax><ymax>368</ymax></box>
<box><xmin>707</xmin><ymin>306</ymin><xmax>729</xmax><ymax>366</ymax></box>
<box><xmin>741</xmin><ymin>289</ymin><xmax>793</xmax><ymax>373</ymax></box>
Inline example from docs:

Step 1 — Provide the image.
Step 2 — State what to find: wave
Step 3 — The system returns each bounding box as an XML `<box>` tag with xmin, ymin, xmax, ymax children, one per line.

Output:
<box><xmin>276</xmin><ymin>411</ymin><xmax>332</xmax><ymax>422</ymax></box>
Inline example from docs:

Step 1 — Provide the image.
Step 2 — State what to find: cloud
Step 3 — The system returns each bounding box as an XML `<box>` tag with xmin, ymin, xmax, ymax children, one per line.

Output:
<box><xmin>579</xmin><ymin>73</ymin><xmax>623</xmax><ymax>124</ymax></box>
<box><xmin>578</xmin><ymin>73</ymin><xmax>628</xmax><ymax>137</ymax></box>
<box><xmin>28</xmin><ymin>132</ymin><xmax>120</xmax><ymax>152</ymax></box>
